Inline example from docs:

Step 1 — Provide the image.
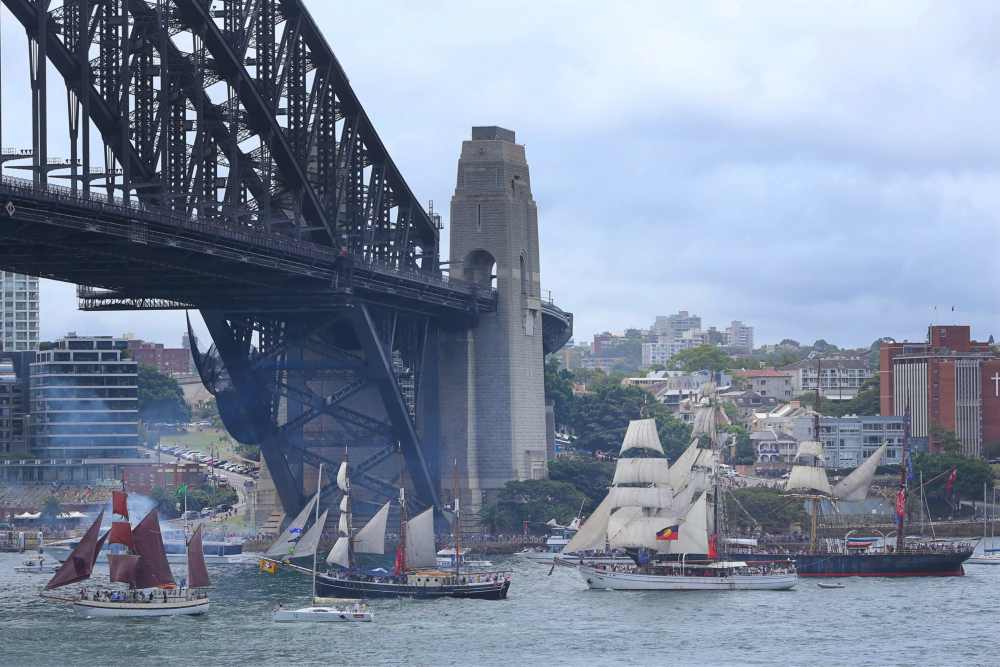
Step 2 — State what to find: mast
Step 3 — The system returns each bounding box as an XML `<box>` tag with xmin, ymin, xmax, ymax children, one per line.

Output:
<box><xmin>344</xmin><ymin>449</ymin><xmax>353</xmax><ymax>570</ymax></box>
<box><xmin>396</xmin><ymin>487</ymin><xmax>408</xmax><ymax>575</ymax></box>
<box><xmin>810</xmin><ymin>359</ymin><xmax>822</xmax><ymax>553</ymax></box>
<box><xmin>452</xmin><ymin>459</ymin><xmax>462</xmax><ymax>576</ymax></box>
<box><xmin>312</xmin><ymin>463</ymin><xmax>323</xmax><ymax>600</ymax></box>
<box><xmin>897</xmin><ymin>404</ymin><xmax>911</xmax><ymax>553</ymax></box>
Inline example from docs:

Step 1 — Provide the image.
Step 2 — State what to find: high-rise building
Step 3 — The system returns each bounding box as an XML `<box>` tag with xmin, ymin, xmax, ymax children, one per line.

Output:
<box><xmin>127</xmin><ymin>339</ymin><xmax>193</xmax><ymax>376</ymax></box>
<box><xmin>726</xmin><ymin>320</ymin><xmax>754</xmax><ymax>354</ymax></box>
<box><xmin>30</xmin><ymin>334</ymin><xmax>140</xmax><ymax>471</ymax></box>
<box><xmin>880</xmin><ymin>325</ymin><xmax>1000</xmax><ymax>458</ymax></box>
<box><xmin>0</xmin><ymin>272</ymin><xmax>40</xmax><ymax>351</ymax></box>
<box><xmin>652</xmin><ymin>311</ymin><xmax>701</xmax><ymax>340</ymax></box>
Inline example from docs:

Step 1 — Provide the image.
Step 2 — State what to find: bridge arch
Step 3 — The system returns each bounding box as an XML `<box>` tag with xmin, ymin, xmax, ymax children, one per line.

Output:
<box><xmin>462</xmin><ymin>249</ymin><xmax>497</xmax><ymax>290</ymax></box>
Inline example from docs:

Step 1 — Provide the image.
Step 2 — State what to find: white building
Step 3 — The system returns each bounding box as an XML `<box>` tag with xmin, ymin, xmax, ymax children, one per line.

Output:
<box><xmin>0</xmin><ymin>272</ymin><xmax>40</xmax><ymax>351</ymax></box>
<box><xmin>784</xmin><ymin>355</ymin><xmax>873</xmax><ymax>400</ymax></box>
<box><xmin>725</xmin><ymin>320</ymin><xmax>754</xmax><ymax>354</ymax></box>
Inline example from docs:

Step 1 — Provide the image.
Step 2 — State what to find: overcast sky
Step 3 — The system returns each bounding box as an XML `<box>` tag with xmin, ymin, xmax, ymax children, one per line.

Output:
<box><xmin>1</xmin><ymin>1</ymin><xmax>998</xmax><ymax>350</ymax></box>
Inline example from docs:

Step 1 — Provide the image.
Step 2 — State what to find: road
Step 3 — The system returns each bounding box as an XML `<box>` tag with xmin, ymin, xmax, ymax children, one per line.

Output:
<box><xmin>141</xmin><ymin>445</ymin><xmax>256</xmax><ymax>511</ymax></box>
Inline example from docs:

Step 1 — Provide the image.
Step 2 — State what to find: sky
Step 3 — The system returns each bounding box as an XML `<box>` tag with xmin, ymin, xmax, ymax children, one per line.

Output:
<box><xmin>1</xmin><ymin>0</ymin><xmax>998</xmax><ymax>350</ymax></box>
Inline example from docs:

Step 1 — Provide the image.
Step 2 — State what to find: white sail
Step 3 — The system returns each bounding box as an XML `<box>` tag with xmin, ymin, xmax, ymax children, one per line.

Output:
<box><xmin>833</xmin><ymin>443</ymin><xmax>887</xmax><ymax>501</ymax></box>
<box><xmin>325</xmin><ymin>536</ymin><xmax>350</xmax><ymax>568</ymax></box>
<box><xmin>265</xmin><ymin>494</ymin><xmax>318</xmax><ymax>558</ymax></box>
<box><xmin>620</xmin><ymin>419</ymin><xmax>664</xmax><ymax>456</ymax></box>
<box><xmin>667</xmin><ymin>441</ymin><xmax>701</xmax><ymax>489</ymax></box>
<box><xmin>671</xmin><ymin>491</ymin><xmax>710</xmax><ymax>554</ymax></box>
<box><xmin>336</xmin><ymin>462</ymin><xmax>349</xmax><ymax>492</ymax></box>
<box><xmin>608</xmin><ymin>486</ymin><xmax>674</xmax><ymax>512</ymax></box>
<box><xmin>561</xmin><ymin>495</ymin><xmax>613</xmax><ymax>554</ymax></box>
<box><xmin>612</xmin><ymin>458</ymin><xmax>671</xmax><ymax>486</ymax></box>
<box><xmin>337</xmin><ymin>511</ymin><xmax>350</xmax><ymax>536</ymax></box>
<box><xmin>339</xmin><ymin>496</ymin><xmax>348</xmax><ymax>513</ymax></box>
<box><xmin>608</xmin><ymin>513</ymin><xmax>675</xmax><ymax>552</ymax></box>
<box><xmin>354</xmin><ymin>502</ymin><xmax>390</xmax><ymax>555</ymax></box>
<box><xmin>785</xmin><ymin>441</ymin><xmax>833</xmax><ymax>496</ymax></box>
<box><xmin>290</xmin><ymin>510</ymin><xmax>328</xmax><ymax>559</ymax></box>
<box><xmin>404</xmin><ymin>508</ymin><xmax>436</xmax><ymax>569</ymax></box>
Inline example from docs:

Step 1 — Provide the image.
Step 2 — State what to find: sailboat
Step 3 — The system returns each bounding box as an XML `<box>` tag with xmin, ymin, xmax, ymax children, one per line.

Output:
<box><xmin>967</xmin><ymin>483</ymin><xmax>1000</xmax><ymax>565</ymax></box>
<box><xmin>44</xmin><ymin>490</ymin><xmax>211</xmax><ymax>618</ymax></box>
<box><xmin>565</xmin><ymin>414</ymin><xmax>797</xmax><ymax>591</ymax></box>
<box><xmin>316</xmin><ymin>459</ymin><xmax>511</xmax><ymax>600</ymax></box>
<box><xmin>268</xmin><ymin>463</ymin><xmax>373</xmax><ymax>622</ymax></box>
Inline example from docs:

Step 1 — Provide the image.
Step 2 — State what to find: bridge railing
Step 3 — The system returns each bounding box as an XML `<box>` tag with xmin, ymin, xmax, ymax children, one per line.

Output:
<box><xmin>0</xmin><ymin>175</ymin><xmax>493</xmax><ymax>299</ymax></box>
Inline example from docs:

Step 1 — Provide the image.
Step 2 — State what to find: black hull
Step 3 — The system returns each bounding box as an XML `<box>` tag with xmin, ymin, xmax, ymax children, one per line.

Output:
<box><xmin>316</xmin><ymin>574</ymin><xmax>510</xmax><ymax>600</ymax></box>
<box><xmin>726</xmin><ymin>550</ymin><xmax>972</xmax><ymax>577</ymax></box>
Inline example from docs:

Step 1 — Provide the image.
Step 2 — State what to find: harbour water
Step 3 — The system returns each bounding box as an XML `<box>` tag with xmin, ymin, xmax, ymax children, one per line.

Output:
<box><xmin>1</xmin><ymin>551</ymin><xmax>998</xmax><ymax>666</ymax></box>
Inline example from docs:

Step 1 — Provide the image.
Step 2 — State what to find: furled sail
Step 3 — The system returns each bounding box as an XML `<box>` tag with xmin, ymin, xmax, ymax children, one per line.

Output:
<box><xmin>561</xmin><ymin>495</ymin><xmax>613</xmax><ymax>554</ymax></box>
<box><xmin>290</xmin><ymin>510</ymin><xmax>328</xmax><ymax>560</ymax></box>
<box><xmin>336</xmin><ymin>462</ymin><xmax>349</xmax><ymax>492</ymax></box>
<box><xmin>354</xmin><ymin>502</ymin><xmax>390</xmax><ymax>555</ymax></box>
<box><xmin>619</xmin><ymin>419</ymin><xmax>664</xmax><ymax>456</ymax></box>
<box><xmin>326</xmin><ymin>537</ymin><xmax>350</xmax><ymax>568</ymax></box>
<box><xmin>612</xmin><ymin>458</ymin><xmax>671</xmax><ymax>486</ymax></box>
<box><xmin>338</xmin><ymin>511</ymin><xmax>350</xmax><ymax>536</ymax></box>
<box><xmin>339</xmin><ymin>496</ymin><xmax>349</xmax><ymax>513</ymax></box>
<box><xmin>784</xmin><ymin>441</ymin><xmax>833</xmax><ymax>496</ymax></box>
<box><xmin>608</xmin><ymin>486</ymin><xmax>675</xmax><ymax>512</ymax></box>
<box><xmin>186</xmin><ymin>525</ymin><xmax>211</xmax><ymax>588</ymax></box>
<box><xmin>45</xmin><ymin>510</ymin><xmax>106</xmax><ymax>590</ymax></box>
<box><xmin>265</xmin><ymin>494</ymin><xmax>318</xmax><ymax>558</ymax></box>
<box><xmin>404</xmin><ymin>508</ymin><xmax>436</xmax><ymax>569</ymax></box>
<box><xmin>132</xmin><ymin>510</ymin><xmax>176</xmax><ymax>589</ymax></box>
<box><xmin>833</xmin><ymin>443</ymin><xmax>887</xmax><ymax>501</ymax></box>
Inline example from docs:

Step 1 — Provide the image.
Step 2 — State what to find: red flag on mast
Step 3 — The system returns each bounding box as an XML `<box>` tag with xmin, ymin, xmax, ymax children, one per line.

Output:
<box><xmin>944</xmin><ymin>468</ymin><xmax>958</xmax><ymax>496</ymax></box>
<box><xmin>895</xmin><ymin>488</ymin><xmax>906</xmax><ymax>519</ymax></box>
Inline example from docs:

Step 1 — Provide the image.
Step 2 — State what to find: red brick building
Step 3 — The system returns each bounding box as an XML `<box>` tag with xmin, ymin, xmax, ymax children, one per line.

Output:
<box><xmin>122</xmin><ymin>462</ymin><xmax>205</xmax><ymax>494</ymax></box>
<box><xmin>880</xmin><ymin>325</ymin><xmax>1000</xmax><ymax>457</ymax></box>
<box><xmin>128</xmin><ymin>340</ymin><xmax>192</xmax><ymax>375</ymax></box>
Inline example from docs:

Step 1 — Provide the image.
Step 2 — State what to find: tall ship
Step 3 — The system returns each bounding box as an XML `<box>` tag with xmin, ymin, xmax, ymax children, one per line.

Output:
<box><xmin>43</xmin><ymin>490</ymin><xmax>211</xmax><ymax>618</ymax></box>
<box><xmin>562</xmin><ymin>403</ymin><xmax>797</xmax><ymax>591</ymax></box>
<box><xmin>731</xmin><ymin>405</ymin><xmax>973</xmax><ymax>577</ymax></box>
<box><xmin>271</xmin><ymin>455</ymin><xmax>511</xmax><ymax>600</ymax></box>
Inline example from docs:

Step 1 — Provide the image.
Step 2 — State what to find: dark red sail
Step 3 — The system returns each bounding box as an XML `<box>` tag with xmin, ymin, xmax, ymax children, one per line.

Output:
<box><xmin>111</xmin><ymin>490</ymin><xmax>129</xmax><ymax>519</ymax></box>
<box><xmin>131</xmin><ymin>510</ymin><xmax>176</xmax><ymax>589</ymax></box>
<box><xmin>108</xmin><ymin>554</ymin><xmax>141</xmax><ymax>586</ymax></box>
<box><xmin>45</xmin><ymin>511</ymin><xmax>105</xmax><ymax>590</ymax></box>
<box><xmin>186</xmin><ymin>525</ymin><xmax>211</xmax><ymax>589</ymax></box>
<box><xmin>108</xmin><ymin>521</ymin><xmax>133</xmax><ymax>550</ymax></box>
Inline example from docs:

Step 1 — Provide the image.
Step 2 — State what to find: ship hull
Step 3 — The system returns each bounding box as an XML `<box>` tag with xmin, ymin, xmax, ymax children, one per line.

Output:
<box><xmin>578</xmin><ymin>566</ymin><xmax>797</xmax><ymax>591</ymax></box>
<box><xmin>316</xmin><ymin>574</ymin><xmax>510</xmax><ymax>600</ymax></box>
<box><xmin>73</xmin><ymin>597</ymin><xmax>209</xmax><ymax>618</ymax></box>
<box><xmin>728</xmin><ymin>550</ymin><xmax>972</xmax><ymax>577</ymax></box>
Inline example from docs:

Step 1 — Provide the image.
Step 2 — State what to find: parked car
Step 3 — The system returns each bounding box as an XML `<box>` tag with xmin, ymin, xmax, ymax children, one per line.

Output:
<box><xmin>182</xmin><ymin>510</ymin><xmax>199</xmax><ymax>520</ymax></box>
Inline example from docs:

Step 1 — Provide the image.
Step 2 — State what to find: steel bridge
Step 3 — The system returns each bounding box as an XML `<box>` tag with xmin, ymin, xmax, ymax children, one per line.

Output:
<box><xmin>0</xmin><ymin>0</ymin><xmax>571</xmax><ymax>516</ymax></box>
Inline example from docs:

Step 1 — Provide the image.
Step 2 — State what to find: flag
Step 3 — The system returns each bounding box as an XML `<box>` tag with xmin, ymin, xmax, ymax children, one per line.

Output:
<box><xmin>945</xmin><ymin>468</ymin><xmax>957</xmax><ymax>496</ymax></box>
<box><xmin>258</xmin><ymin>558</ymin><xmax>278</xmax><ymax>575</ymax></box>
<box><xmin>111</xmin><ymin>490</ymin><xmax>129</xmax><ymax>520</ymax></box>
<box><xmin>656</xmin><ymin>524</ymin><xmax>680</xmax><ymax>541</ymax></box>
<box><xmin>708</xmin><ymin>534</ymin><xmax>718</xmax><ymax>560</ymax></box>
<box><xmin>895</xmin><ymin>488</ymin><xmax>906</xmax><ymax>519</ymax></box>
<box><xmin>175</xmin><ymin>484</ymin><xmax>188</xmax><ymax>498</ymax></box>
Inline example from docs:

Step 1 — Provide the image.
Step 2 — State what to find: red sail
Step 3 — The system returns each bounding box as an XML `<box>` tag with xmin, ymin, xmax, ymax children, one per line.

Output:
<box><xmin>186</xmin><ymin>525</ymin><xmax>211</xmax><ymax>589</ymax></box>
<box><xmin>108</xmin><ymin>521</ymin><xmax>133</xmax><ymax>550</ymax></box>
<box><xmin>111</xmin><ymin>490</ymin><xmax>129</xmax><ymax>519</ymax></box>
<box><xmin>108</xmin><ymin>554</ymin><xmax>141</xmax><ymax>586</ymax></box>
<box><xmin>131</xmin><ymin>510</ymin><xmax>176</xmax><ymax>589</ymax></box>
<box><xmin>45</xmin><ymin>510</ymin><xmax>105</xmax><ymax>590</ymax></box>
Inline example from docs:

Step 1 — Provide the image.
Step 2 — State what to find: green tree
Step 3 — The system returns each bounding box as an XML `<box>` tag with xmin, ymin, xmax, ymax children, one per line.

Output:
<box><xmin>485</xmin><ymin>479</ymin><xmax>586</xmax><ymax>533</ymax></box>
<box><xmin>40</xmin><ymin>496</ymin><xmax>62</xmax><ymax>525</ymax></box>
<box><xmin>150</xmin><ymin>487</ymin><xmax>181</xmax><ymax>518</ymax></box>
<box><xmin>548</xmin><ymin>458</ymin><xmax>615</xmax><ymax>512</ymax></box>
<box><xmin>929</xmin><ymin>425</ymin><xmax>963</xmax><ymax>456</ymax></box>
<box><xmin>798</xmin><ymin>376</ymin><xmax>880</xmax><ymax>417</ymax></box>
<box><xmin>137</xmin><ymin>364</ymin><xmax>192</xmax><ymax>423</ymax></box>
<box><xmin>669</xmin><ymin>345</ymin><xmax>734</xmax><ymax>373</ymax></box>
<box><xmin>543</xmin><ymin>357</ymin><xmax>575</xmax><ymax>430</ymax></box>
<box><xmin>727</xmin><ymin>487</ymin><xmax>807</xmax><ymax>534</ymax></box>
<box><xmin>725</xmin><ymin>425</ymin><xmax>754</xmax><ymax>465</ymax></box>
<box><xmin>913</xmin><ymin>453</ymin><xmax>992</xmax><ymax>502</ymax></box>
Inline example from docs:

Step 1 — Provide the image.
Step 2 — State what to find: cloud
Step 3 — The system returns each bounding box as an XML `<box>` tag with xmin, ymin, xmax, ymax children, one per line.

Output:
<box><xmin>2</xmin><ymin>1</ymin><xmax>999</xmax><ymax>349</ymax></box>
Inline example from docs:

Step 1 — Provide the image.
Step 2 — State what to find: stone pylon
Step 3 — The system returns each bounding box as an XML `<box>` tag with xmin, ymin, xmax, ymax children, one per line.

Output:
<box><xmin>439</xmin><ymin>127</ymin><xmax>548</xmax><ymax>522</ymax></box>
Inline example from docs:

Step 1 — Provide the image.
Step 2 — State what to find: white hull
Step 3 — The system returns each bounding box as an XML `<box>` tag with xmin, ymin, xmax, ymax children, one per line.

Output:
<box><xmin>73</xmin><ymin>597</ymin><xmax>209</xmax><ymax>618</ymax></box>
<box><xmin>15</xmin><ymin>565</ymin><xmax>59</xmax><ymax>574</ymax></box>
<box><xmin>967</xmin><ymin>555</ymin><xmax>1000</xmax><ymax>565</ymax></box>
<box><xmin>578</xmin><ymin>566</ymin><xmax>798</xmax><ymax>591</ymax></box>
<box><xmin>553</xmin><ymin>554</ymin><xmax>635</xmax><ymax>567</ymax></box>
<box><xmin>272</xmin><ymin>605</ymin><xmax>372</xmax><ymax>623</ymax></box>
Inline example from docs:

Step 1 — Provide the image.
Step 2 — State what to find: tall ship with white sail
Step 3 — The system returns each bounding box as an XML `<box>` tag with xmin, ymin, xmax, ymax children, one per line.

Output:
<box><xmin>563</xmin><ymin>398</ymin><xmax>797</xmax><ymax>591</ymax></box>
<box><xmin>314</xmin><ymin>457</ymin><xmax>511</xmax><ymax>600</ymax></box>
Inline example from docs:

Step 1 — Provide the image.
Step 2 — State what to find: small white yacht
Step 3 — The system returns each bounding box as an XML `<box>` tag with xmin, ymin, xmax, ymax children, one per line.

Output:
<box><xmin>273</xmin><ymin>598</ymin><xmax>372</xmax><ymax>623</ymax></box>
<box><xmin>15</xmin><ymin>554</ymin><xmax>58</xmax><ymax>574</ymax></box>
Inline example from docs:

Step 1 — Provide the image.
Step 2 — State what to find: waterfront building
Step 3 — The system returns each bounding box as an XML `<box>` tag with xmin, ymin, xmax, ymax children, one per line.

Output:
<box><xmin>880</xmin><ymin>325</ymin><xmax>1000</xmax><ymax>458</ymax></box>
<box><xmin>733</xmin><ymin>369</ymin><xmax>795</xmax><ymax>400</ymax></box>
<box><xmin>25</xmin><ymin>334</ymin><xmax>141</xmax><ymax>481</ymax></box>
<box><xmin>0</xmin><ymin>272</ymin><xmax>40</xmax><ymax>352</ymax></box>
<box><xmin>0</xmin><ymin>354</ymin><xmax>30</xmax><ymax>456</ymax></box>
<box><xmin>783</xmin><ymin>355</ymin><xmax>872</xmax><ymax>400</ymax></box>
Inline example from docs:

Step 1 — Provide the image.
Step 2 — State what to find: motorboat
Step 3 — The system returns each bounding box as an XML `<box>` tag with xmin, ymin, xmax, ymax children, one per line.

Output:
<box><xmin>15</xmin><ymin>554</ymin><xmax>58</xmax><ymax>574</ymax></box>
<box><xmin>436</xmin><ymin>547</ymin><xmax>494</xmax><ymax>569</ymax></box>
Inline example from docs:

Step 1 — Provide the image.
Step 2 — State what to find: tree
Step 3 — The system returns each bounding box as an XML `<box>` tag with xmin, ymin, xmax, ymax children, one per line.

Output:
<box><xmin>41</xmin><ymin>496</ymin><xmax>62</xmax><ymax>525</ymax></box>
<box><xmin>725</xmin><ymin>425</ymin><xmax>754</xmax><ymax>465</ymax></box>
<box><xmin>150</xmin><ymin>487</ymin><xmax>181</xmax><ymax>518</ymax></box>
<box><xmin>548</xmin><ymin>458</ymin><xmax>615</xmax><ymax>512</ymax></box>
<box><xmin>798</xmin><ymin>376</ymin><xmax>880</xmax><ymax>417</ymax></box>
<box><xmin>482</xmin><ymin>479</ymin><xmax>587</xmax><ymax>534</ymax></box>
<box><xmin>727</xmin><ymin>487</ymin><xmax>807</xmax><ymax>534</ymax></box>
<box><xmin>913</xmin><ymin>453</ymin><xmax>992</xmax><ymax>502</ymax></box>
<box><xmin>137</xmin><ymin>364</ymin><xmax>192</xmax><ymax>424</ymax></box>
<box><xmin>811</xmin><ymin>339</ymin><xmax>838</xmax><ymax>353</ymax></box>
<box><xmin>929</xmin><ymin>425</ymin><xmax>963</xmax><ymax>456</ymax></box>
<box><xmin>543</xmin><ymin>357</ymin><xmax>575</xmax><ymax>430</ymax></box>
<box><xmin>669</xmin><ymin>345</ymin><xmax>734</xmax><ymax>373</ymax></box>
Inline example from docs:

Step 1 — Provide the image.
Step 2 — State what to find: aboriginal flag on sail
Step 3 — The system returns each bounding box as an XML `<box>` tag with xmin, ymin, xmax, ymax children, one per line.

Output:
<box><xmin>656</xmin><ymin>524</ymin><xmax>680</xmax><ymax>541</ymax></box>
